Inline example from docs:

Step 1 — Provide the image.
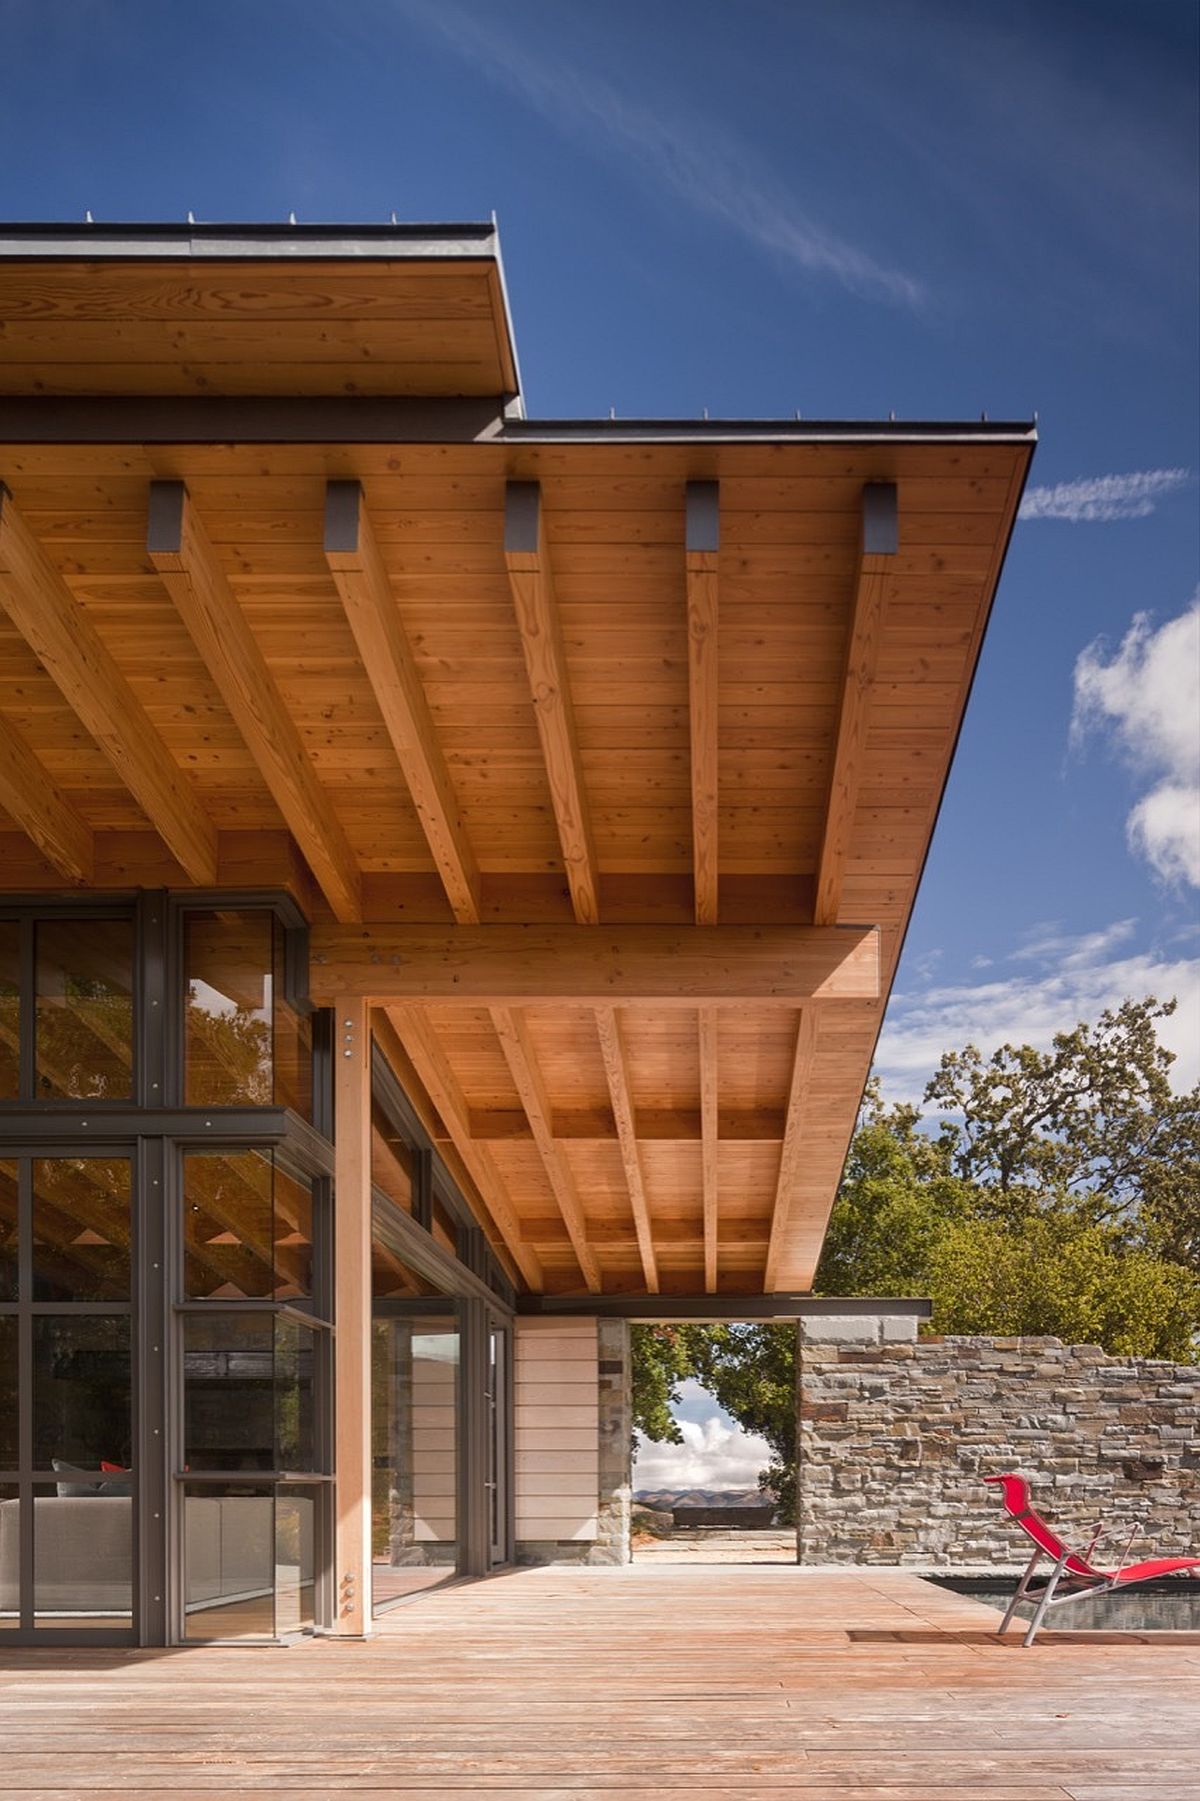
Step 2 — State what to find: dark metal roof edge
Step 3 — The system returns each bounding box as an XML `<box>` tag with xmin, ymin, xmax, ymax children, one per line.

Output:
<box><xmin>517</xmin><ymin>1294</ymin><xmax>933</xmax><ymax>1320</ymax></box>
<box><xmin>0</xmin><ymin>220</ymin><xmax>501</xmax><ymax>259</ymax></box>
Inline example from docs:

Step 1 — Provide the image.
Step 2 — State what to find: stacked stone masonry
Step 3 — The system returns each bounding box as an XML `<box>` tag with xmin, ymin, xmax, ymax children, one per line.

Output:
<box><xmin>797</xmin><ymin>1314</ymin><xmax>1200</xmax><ymax>1568</ymax></box>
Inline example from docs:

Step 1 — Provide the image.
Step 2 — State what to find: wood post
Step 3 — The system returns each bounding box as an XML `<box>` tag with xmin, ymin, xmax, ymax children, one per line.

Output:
<box><xmin>333</xmin><ymin>995</ymin><xmax>373</xmax><ymax>1636</ymax></box>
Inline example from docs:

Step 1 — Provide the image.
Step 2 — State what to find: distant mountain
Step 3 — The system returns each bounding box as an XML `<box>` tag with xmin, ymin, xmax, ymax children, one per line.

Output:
<box><xmin>634</xmin><ymin>1486</ymin><xmax>773</xmax><ymax>1509</ymax></box>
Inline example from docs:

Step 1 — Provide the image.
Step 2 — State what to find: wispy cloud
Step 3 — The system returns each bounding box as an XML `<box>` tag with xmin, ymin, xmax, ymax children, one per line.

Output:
<box><xmin>1072</xmin><ymin>597</ymin><xmax>1200</xmax><ymax>888</ymax></box>
<box><xmin>634</xmin><ymin>1389</ymin><xmax>772</xmax><ymax>1492</ymax></box>
<box><xmin>388</xmin><ymin>0</ymin><xmax>924</xmax><ymax>309</ymax></box>
<box><xmin>878</xmin><ymin>921</ymin><xmax>1199</xmax><ymax>1105</ymax></box>
<box><xmin>1019</xmin><ymin>468</ymin><xmax>1190</xmax><ymax>522</ymax></box>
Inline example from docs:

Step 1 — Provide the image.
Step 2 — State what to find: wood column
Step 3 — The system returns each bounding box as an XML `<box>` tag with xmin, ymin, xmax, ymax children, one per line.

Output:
<box><xmin>333</xmin><ymin>995</ymin><xmax>373</xmax><ymax>1636</ymax></box>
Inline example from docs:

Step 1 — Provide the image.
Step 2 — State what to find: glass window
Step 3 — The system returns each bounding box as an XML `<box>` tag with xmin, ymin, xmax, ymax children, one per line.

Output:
<box><xmin>185</xmin><ymin>910</ymin><xmax>273</xmax><ymax>1106</ymax></box>
<box><xmin>0</xmin><ymin>921</ymin><xmax>18</xmax><ymax>1099</ymax></box>
<box><xmin>32</xmin><ymin>1157</ymin><xmax>131</xmax><ymax>1302</ymax></box>
<box><xmin>431</xmin><ymin>1190</ymin><xmax>458</xmax><ymax>1258</ymax></box>
<box><xmin>183</xmin><ymin>1482</ymin><xmax>275</xmax><ymax>1640</ymax></box>
<box><xmin>33</xmin><ymin>1480</ymin><xmax>132</xmax><ymax>1629</ymax></box>
<box><xmin>0</xmin><ymin>1318</ymin><xmax>16</xmax><ymax>1468</ymax></box>
<box><xmin>372</xmin><ymin>1101</ymin><xmax>415</xmax><ymax>1216</ymax></box>
<box><xmin>273</xmin><ymin>922</ymin><xmax>311</xmax><ymax>1119</ymax></box>
<box><xmin>371</xmin><ymin>1241</ymin><xmax>460</xmax><ymax>1613</ymax></box>
<box><xmin>182</xmin><ymin>1313</ymin><xmax>318</xmax><ymax>1473</ymax></box>
<box><xmin>183</xmin><ymin>1483</ymin><xmax>316</xmax><ymax>1640</ymax></box>
<box><xmin>32</xmin><ymin>1315</ymin><xmax>131</xmax><ymax>1470</ymax></box>
<box><xmin>35</xmin><ymin>918</ymin><xmax>134</xmax><ymax>1100</ymax></box>
<box><xmin>183</xmin><ymin>1151</ymin><xmax>312</xmax><ymax>1301</ymax></box>
<box><xmin>0</xmin><ymin>1158</ymin><xmax>16</xmax><ymax>1302</ymax></box>
<box><xmin>184</xmin><ymin>910</ymin><xmax>312</xmax><ymax>1117</ymax></box>
<box><xmin>0</xmin><ymin>1486</ymin><xmax>17</xmax><ymax>1630</ymax></box>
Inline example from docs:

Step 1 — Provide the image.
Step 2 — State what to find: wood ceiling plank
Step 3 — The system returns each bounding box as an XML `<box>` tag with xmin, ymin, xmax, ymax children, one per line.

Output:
<box><xmin>814</xmin><ymin>483</ymin><xmax>898</xmax><ymax>925</ymax></box>
<box><xmin>763</xmin><ymin>1007</ymin><xmax>820</xmax><ymax>1291</ymax></box>
<box><xmin>593</xmin><ymin>1006</ymin><xmax>659</xmax><ymax>1293</ymax></box>
<box><xmin>504</xmin><ymin>481</ymin><xmax>600</xmax><ymax>925</ymax></box>
<box><xmin>699</xmin><ymin>1008</ymin><xmax>720</xmax><ymax>1294</ymax></box>
<box><xmin>686</xmin><ymin>481</ymin><xmax>720</xmax><ymax>925</ymax></box>
<box><xmin>147</xmin><ymin>481</ymin><xmax>362</xmax><ymax>924</ymax></box>
<box><xmin>0</xmin><ymin>483</ymin><xmax>217</xmax><ymax>883</ymax></box>
<box><xmin>386</xmin><ymin>1003</ymin><xmax>541</xmax><ymax>1291</ymax></box>
<box><xmin>0</xmin><ymin>709</ymin><xmax>93</xmax><ymax>881</ymax></box>
<box><xmin>309</xmin><ymin>922</ymin><xmax>880</xmax><ymax>1005</ymax></box>
<box><xmin>490</xmin><ymin>1004</ymin><xmax>602</xmax><ymax>1294</ymax></box>
<box><xmin>324</xmin><ymin>480</ymin><xmax>481</xmax><ymax>924</ymax></box>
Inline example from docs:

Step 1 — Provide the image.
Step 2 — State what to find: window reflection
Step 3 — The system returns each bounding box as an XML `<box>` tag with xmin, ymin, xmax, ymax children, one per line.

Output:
<box><xmin>183</xmin><ymin>1312</ymin><xmax>317</xmax><ymax>1473</ymax></box>
<box><xmin>184</xmin><ymin>910</ymin><xmax>312</xmax><ymax>1118</ymax></box>
<box><xmin>0</xmin><ymin>1318</ymin><xmax>16</xmax><ymax>1467</ymax></box>
<box><xmin>183</xmin><ymin>1151</ymin><xmax>312</xmax><ymax>1301</ymax></box>
<box><xmin>183</xmin><ymin>1484</ymin><xmax>315</xmax><ymax>1640</ymax></box>
<box><xmin>371</xmin><ymin>1233</ymin><xmax>460</xmax><ymax>1612</ymax></box>
<box><xmin>0</xmin><ymin>1158</ymin><xmax>16</xmax><ymax>1302</ymax></box>
<box><xmin>0</xmin><ymin>922</ymin><xmax>18</xmax><ymax>1099</ymax></box>
<box><xmin>33</xmin><ymin>1157</ymin><xmax>131</xmax><ymax>1302</ymax></box>
<box><xmin>372</xmin><ymin>1101</ymin><xmax>414</xmax><ymax>1216</ymax></box>
<box><xmin>0</xmin><ymin>1486</ymin><xmax>17</xmax><ymax>1629</ymax></box>
<box><xmin>35</xmin><ymin>919</ymin><xmax>133</xmax><ymax>1100</ymax></box>
<box><xmin>32</xmin><ymin>1314</ymin><xmax>131</xmax><ymax>1470</ymax></box>
<box><xmin>185</xmin><ymin>911</ymin><xmax>273</xmax><ymax>1105</ymax></box>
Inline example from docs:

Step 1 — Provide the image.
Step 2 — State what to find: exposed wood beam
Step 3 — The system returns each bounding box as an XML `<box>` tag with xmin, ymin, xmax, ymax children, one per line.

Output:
<box><xmin>465</xmin><ymin>1105</ymin><xmax>787</xmax><ymax>1142</ymax></box>
<box><xmin>310</xmin><ymin>922</ymin><xmax>880</xmax><ymax>1005</ymax></box>
<box><xmin>504</xmin><ymin>481</ymin><xmax>600</xmax><ymax>925</ymax></box>
<box><xmin>0</xmin><ymin>710</ymin><xmax>92</xmax><ymax>881</ymax></box>
<box><xmin>387</xmin><ymin>1003</ymin><xmax>542</xmax><ymax>1291</ymax></box>
<box><xmin>0</xmin><ymin>483</ymin><xmax>217</xmax><ymax>884</ymax></box>
<box><xmin>593</xmin><ymin>1006</ymin><xmax>658</xmax><ymax>1293</ymax></box>
<box><xmin>698</xmin><ymin>1008</ymin><xmax>720</xmax><ymax>1295</ymax></box>
<box><xmin>763</xmin><ymin>1007</ymin><xmax>820</xmax><ymax>1292</ymax></box>
<box><xmin>147</xmin><ymin>481</ymin><xmax>362</xmax><ymax>924</ymax></box>
<box><xmin>324</xmin><ymin>481</ymin><xmax>480</xmax><ymax>924</ymax></box>
<box><xmin>490</xmin><ymin>1005</ymin><xmax>602</xmax><ymax>1294</ymax></box>
<box><xmin>686</xmin><ymin>481</ymin><xmax>720</xmax><ymax>925</ymax></box>
<box><xmin>813</xmin><ymin>482</ymin><xmax>898</xmax><ymax>925</ymax></box>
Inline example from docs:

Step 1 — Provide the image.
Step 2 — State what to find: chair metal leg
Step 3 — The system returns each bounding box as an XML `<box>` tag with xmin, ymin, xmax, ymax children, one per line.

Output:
<box><xmin>1000</xmin><ymin>1548</ymin><xmax>1041</xmax><ymax>1634</ymax></box>
<box><xmin>1023</xmin><ymin>1548</ymin><xmax>1069</xmax><ymax>1646</ymax></box>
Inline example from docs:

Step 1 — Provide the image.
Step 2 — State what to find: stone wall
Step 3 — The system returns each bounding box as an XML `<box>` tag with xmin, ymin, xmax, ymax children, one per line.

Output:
<box><xmin>797</xmin><ymin>1313</ymin><xmax>1200</xmax><ymax>1568</ymax></box>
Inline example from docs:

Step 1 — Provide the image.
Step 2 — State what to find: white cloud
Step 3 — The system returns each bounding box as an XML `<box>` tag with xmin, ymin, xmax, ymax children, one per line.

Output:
<box><xmin>634</xmin><ymin>1412</ymin><xmax>772</xmax><ymax>1493</ymax></box>
<box><xmin>1072</xmin><ymin>598</ymin><xmax>1200</xmax><ymax>888</ymax></box>
<box><xmin>389</xmin><ymin>0</ymin><xmax>924</xmax><ymax>309</ymax></box>
<box><xmin>1019</xmin><ymin>469</ymin><xmax>1190</xmax><ymax>522</ymax></box>
<box><xmin>878</xmin><ymin>923</ymin><xmax>1199</xmax><ymax>1105</ymax></box>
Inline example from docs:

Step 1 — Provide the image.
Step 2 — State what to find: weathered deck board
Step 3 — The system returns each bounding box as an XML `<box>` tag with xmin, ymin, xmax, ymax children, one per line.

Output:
<box><xmin>0</xmin><ymin>1565</ymin><xmax>1195</xmax><ymax>1797</ymax></box>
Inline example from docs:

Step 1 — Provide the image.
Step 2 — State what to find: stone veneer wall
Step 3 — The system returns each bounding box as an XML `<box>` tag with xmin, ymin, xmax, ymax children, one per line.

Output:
<box><xmin>797</xmin><ymin>1313</ymin><xmax>1200</xmax><ymax>1567</ymax></box>
<box><xmin>515</xmin><ymin>1316</ymin><xmax>632</xmax><ymax>1566</ymax></box>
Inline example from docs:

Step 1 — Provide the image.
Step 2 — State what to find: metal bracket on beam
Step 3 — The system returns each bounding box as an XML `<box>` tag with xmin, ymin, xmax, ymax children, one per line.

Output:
<box><xmin>862</xmin><ymin>481</ymin><xmax>898</xmax><ymax>555</ymax></box>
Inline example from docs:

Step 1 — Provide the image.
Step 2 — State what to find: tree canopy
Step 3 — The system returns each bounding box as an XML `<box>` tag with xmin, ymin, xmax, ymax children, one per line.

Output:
<box><xmin>632</xmin><ymin>996</ymin><xmax>1200</xmax><ymax>1521</ymax></box>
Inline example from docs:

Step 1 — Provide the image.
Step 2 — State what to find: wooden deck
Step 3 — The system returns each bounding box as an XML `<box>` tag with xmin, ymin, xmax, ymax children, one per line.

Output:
<box><xmin>2</xmin><ymin>1565</ymin><xmax>1197</xmax><ymax>1799</ymax></box>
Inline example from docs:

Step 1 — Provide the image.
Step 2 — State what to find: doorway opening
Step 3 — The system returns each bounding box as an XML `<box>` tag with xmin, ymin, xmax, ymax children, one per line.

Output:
<box><xmin>629</xmin><ymin>1322</ymin><xmax>797</xmax><ymax>1564</ymax></box>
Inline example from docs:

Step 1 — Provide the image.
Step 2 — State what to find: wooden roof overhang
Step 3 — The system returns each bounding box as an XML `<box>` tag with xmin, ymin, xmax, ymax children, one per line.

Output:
<box><xmin>0</xmin><ymin>238</ymin><xmax>1034</xmax><ymax>1299</ymax></box>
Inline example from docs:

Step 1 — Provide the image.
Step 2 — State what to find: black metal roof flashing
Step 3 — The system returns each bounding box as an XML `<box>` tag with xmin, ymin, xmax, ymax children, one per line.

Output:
<box><xmin>0</xmin><ymin>220</ymin><xmax>503</xmax><ymax>259</ymax></box>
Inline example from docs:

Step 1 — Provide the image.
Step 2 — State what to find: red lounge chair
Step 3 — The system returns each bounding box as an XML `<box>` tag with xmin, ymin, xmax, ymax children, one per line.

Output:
<box><xmin>985</xmin><ymin>1471</ymin><xmax>1200</xmax><ymax>1645</ymax></box>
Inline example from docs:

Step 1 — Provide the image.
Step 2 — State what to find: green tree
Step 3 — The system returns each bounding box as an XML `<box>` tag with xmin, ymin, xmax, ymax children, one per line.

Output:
<box><xmin>689</xmin><ymin>1324</ymin><xmax>798</xmax><ymax>1521</ymax></box>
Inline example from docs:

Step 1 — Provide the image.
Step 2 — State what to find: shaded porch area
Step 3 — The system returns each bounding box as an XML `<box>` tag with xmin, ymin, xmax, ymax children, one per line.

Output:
<box><xmin>2</xmin><ymin>1563</ymin><xmax>1195</xmax><ymax>1798</ymax></box>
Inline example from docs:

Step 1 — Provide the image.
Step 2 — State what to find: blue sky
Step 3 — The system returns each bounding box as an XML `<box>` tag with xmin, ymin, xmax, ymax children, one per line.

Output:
<box><xmin>3</xmin><ymin>0</ymin><xmax>1195</xmax><ymax>1491</ymax></box>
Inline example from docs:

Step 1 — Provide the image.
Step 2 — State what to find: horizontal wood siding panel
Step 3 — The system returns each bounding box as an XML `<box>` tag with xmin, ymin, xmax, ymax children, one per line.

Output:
<box><xmin>513</xmin><ymin>1317</ymin><xmax>599</xmax><ymax>1542</ymax></box>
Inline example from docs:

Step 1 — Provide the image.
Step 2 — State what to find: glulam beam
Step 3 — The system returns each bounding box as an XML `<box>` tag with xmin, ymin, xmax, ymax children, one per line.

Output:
<box><xmin>763</xmin><ymin>1007</ymin><xmax>820</xmax><ymax>1291</ymax></box>
<box><xmin>0</xmin><ymin>710</ymin><xmax>93</xmax><ymax>881</ymax></box>
<box><xmin>309</xmin><ymin>922</ymin><xmax>880</xmax><ymax>1005</ymax></box>
<box><xmin>504</xmin><ymin>481</ymin><xmax>600</xmax><ymax>925</ymax></box>
<box><xmin>813</xmin><ymin>482</ymin><xmax>898</xmax><ymax>925</ymax></box>
<box><xmin>490</xmin><ymin>1005</ymin><xmax>602</xmax><ymax>1294</ymax></box>
<box><xmin>0</xmin><ymin>483</ymin><xmax>217</xmax><ymax>884</ymax></box>
<box><xmin>594</xmin><ymin>1006</ymin><xmax>658</xmax><ymax>1292</ymax></box>
<box><xmin>387</xmin><ymin>1004</ymin><xmax>541</xmax><ymax>1291</ymax></box>
<box><xmin>324</xmin><ymin>481</ymin><xmax>481</xmax><ymax>924</ymax></box>
<box><xmin>148</xmin><ymin>481</ymin><xmax>362</xmax><ymax>924</ymax></box>
<box><xmin>686</xmin><ymin>481</ymin><xmax>720</xmax><ymax>925</ymax></box>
